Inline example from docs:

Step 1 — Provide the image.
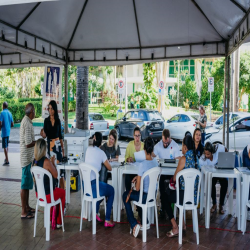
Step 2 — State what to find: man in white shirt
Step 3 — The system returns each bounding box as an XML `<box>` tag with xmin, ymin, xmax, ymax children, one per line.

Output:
<box><xmin>153</xmin><ymin>129</ymin><xmax>182</xmax><ymax>218</ymax></box>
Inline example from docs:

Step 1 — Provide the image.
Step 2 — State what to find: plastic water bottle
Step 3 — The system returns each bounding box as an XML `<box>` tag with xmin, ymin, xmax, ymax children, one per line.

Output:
<box><xmin>170</xmin><ymin>147</ymin><xmax>173</xmax><ymax>159</ymax></box>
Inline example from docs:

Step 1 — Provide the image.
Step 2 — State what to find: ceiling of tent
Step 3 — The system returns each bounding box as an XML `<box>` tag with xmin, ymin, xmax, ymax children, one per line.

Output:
<box><xmin>0</xmin><ymin>0</ymin><xmax>249</xmax><ymax>67</ymax></box>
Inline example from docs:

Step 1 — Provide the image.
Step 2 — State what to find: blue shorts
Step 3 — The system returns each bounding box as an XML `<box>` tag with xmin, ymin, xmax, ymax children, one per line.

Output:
<box><xmin>21</xmin><ymin>163</ymin><xmax>33</xmax><ymax>190</ymax></box>
<box><xmin>2</xmin><ymin>136</ymin><xmax>9</xmax><ymax>149</ymax></box>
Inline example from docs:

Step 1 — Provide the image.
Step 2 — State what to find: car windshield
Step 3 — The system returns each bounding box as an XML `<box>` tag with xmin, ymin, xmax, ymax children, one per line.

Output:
<box><xmin>89</xmin><ymin>114</ymin><xmax>104</xmax><ymax>121</ymax></box>
<box><xmin>148</xmin><ymin>111</ymin><xmax>164</xmax><ymax>121</ymax></box>
<box><xmin>218</xmin><ymin>118</ymin><xmax>237</xmax><ymax>130</ymax></box>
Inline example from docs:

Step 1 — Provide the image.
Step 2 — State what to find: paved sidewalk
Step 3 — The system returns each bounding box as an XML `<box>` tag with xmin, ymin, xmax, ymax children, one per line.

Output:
<box><xmin>0</xmin><ymin>152</ymin><xmax>250</xmax><ymax>250</ymax></box>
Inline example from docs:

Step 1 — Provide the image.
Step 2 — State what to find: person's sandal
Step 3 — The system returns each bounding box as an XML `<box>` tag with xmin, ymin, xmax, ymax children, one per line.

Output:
<box><xmin>210</xmin><ymin>205</ymin><xmax>217</xmax><ymax>213</ymax></box>
<box><xmin>132</xmin><ymin>224</ymin><xmax>140</xmax><ymax>238</ymax></box>
<box><xmin>219</xmin><ymin>205</ymin><xmax>225</xmax><ymax>214</ymax></box>
<box><xmin>21</xmin><ymin>212</ymin><xmax>34</xmax><ymax>219</ymax></box>
<box><xmin>166</xmin><ymin>229</ymin><xmax>179</xmax><ymax>238</ymax></box>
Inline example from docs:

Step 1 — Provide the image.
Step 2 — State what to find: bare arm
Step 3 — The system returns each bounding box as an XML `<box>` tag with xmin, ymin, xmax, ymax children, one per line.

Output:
<box><xmin>40</xmin><ymin>129</ymin><xmax>46</xmax><ymax>138</ymax></box>
<box><xmin>131</xmin><ymin>175</ymin><xmax>141</xmax><ymax>191</ymax></box>
<box><xmin>26</xmin><ymin>141</ymin><xmax>36</xmax><ymax>148</ymax></box>
<box><xmin>43</xmin><ymin>158</ymin><xmax>58</xmax><ymax>178</ymax></box>
<box><xmin>199</xmin><ymin>121</ymin><xmax>207</xmax><ymax>128</ymax></box>
<box><xmin>11</xmin><ymin>122</ymin><xmax>14</xmax><ymax>127</ymax></box>
<box><xmin>60</xmin><ymin>139</ymin><xmax>64</xmax><ymax>157</ymax></box>
<box><xmin>173</xmin><ymin>156</ymin><xmax>186</xmax><ymax>182</ymax></box>
<box><xmin>103</xmin><ymin>160</ymin><xmax>112</xmax><ymax>171</ymax></box>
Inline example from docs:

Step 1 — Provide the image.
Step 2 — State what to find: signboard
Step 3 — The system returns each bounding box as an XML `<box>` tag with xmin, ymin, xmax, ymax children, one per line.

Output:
<box><xmin>118</xmin><ymin>79</ymin><xmax>125</xmax><ymax>94</ymax></box>
<box><xmin>159</xmin><ymin>80</ymin><xmax>165</xmax><ymax>95</ymax></box>
<box><xmin>42</xmin><ymin>65</ymin><xmax>63</xmax><ymax>120</ymax></box>
<box><xmin>208</xmin><ymin>77</ymin><xmax>214</xmax><ymax>92</ymax></box>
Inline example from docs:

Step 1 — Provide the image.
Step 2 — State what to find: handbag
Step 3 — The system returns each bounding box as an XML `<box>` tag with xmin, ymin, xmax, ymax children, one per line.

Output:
<box><xmin>99</xmin><ymin>164</ymin><xmax>108</xmax><ymax>183</ymax></box>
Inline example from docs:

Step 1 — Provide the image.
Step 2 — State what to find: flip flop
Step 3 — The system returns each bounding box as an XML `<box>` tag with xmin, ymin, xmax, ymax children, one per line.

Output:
<box><xmin>28</xmin><ymin>208</ymin><xmax>35</xmax><ymax>213</ymax></box>
<box><xmin>21</xmin><ymin>212</ymin><xmax>34</xmax><ymax>219</ymax></box>
<box><xmin>167</xmin><ymin>229</ymin><xmax>179</xmax><ymax>238</ymax></box>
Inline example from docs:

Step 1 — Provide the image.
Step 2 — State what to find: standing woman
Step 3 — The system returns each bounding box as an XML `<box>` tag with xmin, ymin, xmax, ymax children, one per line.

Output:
<box><xmin>195</xmin><ymin>105</ymin><xmax>207</xmax><ymax>146</ymax></box>
<box><xmin>193</xmin><ymin>128</ymin><xmax>204</xmax><ymax>159</ymax></box>
<box><xmin>40</xmin><ymin>100</ymin><xmax>64</xmax><ymax>163</ymax></box>
<box><xmin>199</xmin><ymin>142</ymin><xmax>228</xmax><ymax>214</ymax></box>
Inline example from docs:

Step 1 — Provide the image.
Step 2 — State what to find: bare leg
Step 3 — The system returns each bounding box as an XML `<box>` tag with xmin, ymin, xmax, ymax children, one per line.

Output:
<box><xmin>21</xmin><ymin>189</ymin><xmax>28</xmax><ymax>216</ymax></box>
<box><xmin>3</xmin><ymin>148</ymin><xmax>8</xmax><ymax>162</ymax></box>
<box><xmin>170</xmin><ymin>218</ymin><xmax>179</xmax><ymax>234</ymax></box>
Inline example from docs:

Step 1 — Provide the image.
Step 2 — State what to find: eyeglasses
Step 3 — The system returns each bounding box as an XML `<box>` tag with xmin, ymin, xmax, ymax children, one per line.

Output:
<box><xmin>134</xmin><ymin>135</ymin><xmax>141</xmax><ymax>138</ymax></box>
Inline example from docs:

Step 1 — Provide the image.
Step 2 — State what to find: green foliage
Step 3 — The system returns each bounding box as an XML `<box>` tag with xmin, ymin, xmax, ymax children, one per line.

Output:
<box><xmin>239</xmin><ymin>52</ymin><xmax>250</xmax><ymax>106</ymax></box>
<box><xmin>174</xmin><ymin>76</ymin><xmax>199</xmax><ymax>109</ymax></box>
<box><xmin>101</xmin><ymin>90</ymin><xmax>118</xmax><ymax>116</ymax></box>
<box><xmin>34</xmin><ymin>84</ymin><xmax>42</xmax><ymax>97</ymax></box>
<box><xmin>18</xmin><ymin>98</ymin><xmax>42</xmax><ymax>103</ymax></box>
<box><xmin>200</xmin><ymin>58</ymin><xmax>224</xmax><ymax>111</ymax></box>
<box><xmin>0</xmin><ymin>101</ymin><xmax>42</xmax><ymax>123</ymax></box>
<box><xmin>68</xmin><ymin>100</ymin><xmax>76</xmax><ymax>111</ymax></box>
<box><xmin>129</xmin><ymin>87</ymin><xmax>158</xmax><ymax>109</ymax></box>
<box><xmin>143</xmin><ymin>63</ymin><xmax>156</xmax><ymax>91</ymax></box>
<box><xmin>0</xmin><ymin>86</ymin><xmax>15</xmax><ymax>99</ymax></box>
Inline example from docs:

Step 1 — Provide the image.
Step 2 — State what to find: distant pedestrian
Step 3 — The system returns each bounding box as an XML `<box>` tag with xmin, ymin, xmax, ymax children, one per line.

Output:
<box><xmin>0</xmin><ymin>102</ymin><xmax>14</xmax><ymax>166</ymax></box>
<box><xmin>20</xmin><ymin>103</ymin><xmax>36</xmax><ymax>219</ymax></box>
<box><xmin>130</xmin><ymin>96</ymin><xmax>135</xmax><ymax>109</ymax></box>
<box><xmin>195</xmin><ymin>105</ymin><xmax>207</xmax><ymax>146</ymax></box>
<box><xmin>117</xmin><ymin>104</ymin><xmax>123</xmax><ymax>119</ymax></box>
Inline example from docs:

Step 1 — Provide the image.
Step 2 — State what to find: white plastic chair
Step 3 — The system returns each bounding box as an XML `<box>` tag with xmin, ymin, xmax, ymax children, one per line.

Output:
<box><xmin>79</xmin><ymin>163</ymin><xmax>106</xmax><ymax>234</ymax></box>
<box><xmin>31</xmin><ymin>167</ymin><xmax>65</xmax><ymax>241</ymax></box>
<box><xmin>132</xmin><ymin>167</ymin><xmax>161</xmax><ymax>242</ymax></box>
<box><xmin>175</xmin><ymin>168</ymin><xmax>202</xmax><ymax>245</ymax></box>
<box><xmin>241</xmin><ymin>174</ymin><xmax>250</xmax><ymax>234</ymax></box>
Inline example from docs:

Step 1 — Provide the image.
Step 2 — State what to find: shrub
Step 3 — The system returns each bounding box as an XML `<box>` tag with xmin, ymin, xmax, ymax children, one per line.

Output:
<box><xmin>18</xmin><ymin>98</ymin><xmax>42</xmax><ymax>103</ymax></box>
<box><xmin>69</xmin><ymin>100</ymin><xmax>76</xmax><ymax>111</ymax></box>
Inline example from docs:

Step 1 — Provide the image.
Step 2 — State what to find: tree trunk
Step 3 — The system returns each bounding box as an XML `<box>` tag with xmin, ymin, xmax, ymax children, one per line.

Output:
<box><xmin>76</xmin><ymin>66</ymin><xmax>89</xmax><ymax>130</ymax></box>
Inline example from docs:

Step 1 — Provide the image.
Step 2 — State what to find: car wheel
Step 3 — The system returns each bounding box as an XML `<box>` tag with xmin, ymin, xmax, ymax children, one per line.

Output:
<box><xmin>116</xmin><ymin>127</ymin><xmax>121</xmax><ymax>140</ymax></box>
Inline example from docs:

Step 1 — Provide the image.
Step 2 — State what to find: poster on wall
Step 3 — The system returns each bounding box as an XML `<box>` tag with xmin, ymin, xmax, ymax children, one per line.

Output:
<box><xmin>42</xmin><ymin>65</ymin><xmax>63</xmax><ymax>120</ymax></box>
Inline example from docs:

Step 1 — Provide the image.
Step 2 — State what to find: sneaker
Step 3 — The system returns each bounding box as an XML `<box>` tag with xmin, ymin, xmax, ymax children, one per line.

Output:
<box><xmin>56</xmin><ymin>224</ymin><xmax>62</xmax><ymax>229</ymax></box>
<box><xmin>3</xmin><ymin>162</ymin><xmax>9</xmax><ymax>166</ymax></box>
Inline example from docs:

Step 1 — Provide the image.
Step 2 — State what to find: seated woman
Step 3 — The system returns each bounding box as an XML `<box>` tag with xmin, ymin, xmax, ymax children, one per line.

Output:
<box><xmin>124</xmin><ymin>127</ymin><xmax>144</xmax><ymax>190</ymax></box>
<box><xmin>199</xmin><ymin>142</ymin><xmax>228</xmax><ymax>214</ymax></box>
<box><xmin>33</xmin><ymin>139</ymin><xmax>65</xmax><ymax>228</ymax></box>
<box><xmin>101</xmin><ymin>129</ymin><xmax>121</xmax><ymax>161</ymax></box>
<box><xmin>193</xmin><ymin>128</ymin><xmax>204</xmax><ymax>159</ymax></box>
<box><xmin>85</xmin><ymin>132</ymin><xmax>115</xmax><ymax>227</ymax></box>
<box><xmin>165</xmin><ymin>135</ymin><xmax>200</xmax><ymax>237</ymax></box>
<box><xmin>122</xmin><ymin>137</ymin><xmax>157</xmax><ymax>238</ymax></box>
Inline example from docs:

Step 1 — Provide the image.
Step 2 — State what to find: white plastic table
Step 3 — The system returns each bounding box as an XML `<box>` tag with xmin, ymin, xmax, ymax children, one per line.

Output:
<box><xmin>117</xmin><ymin>163</ymin><xmax>177</xmax><ymax>223</ymax></box>
<box><xmin>237</xmin><ymin>167</ymin><xmax>250</xmax><ymax>232</ymax></box>
<box><xmin>202</xmin><ymin>165</ymin><xmax>241</xmax><ymax>229</ymax></box>
<box><xmin>57</xmin><ymin>164</ymin><xmax>80</xmax><ymax>204</ymax></box>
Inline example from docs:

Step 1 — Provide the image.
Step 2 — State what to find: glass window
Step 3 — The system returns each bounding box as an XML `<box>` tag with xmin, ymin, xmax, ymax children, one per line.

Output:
<box><xmin>235</xmin><ymin>118</ymin><xmax>250</xmax><ymax>131</ymax></box>
<box><xmin>179</xmin><ymin>115</ymin><xmax>190</xmax><ymax>122</ymax></box>
<box><xmin>125</xmin><ymin>112</ymin><xmax>132</xmax><ymax>119</ymax></box>
<box><xmin>169</xmin><ymin>115</ymin><xmax>180</xmax><ymax>122</ymax></box>
<box><xmin>148</xmin><ymin>111</ymin><xmax>164</xmax><ymax>121</ymax></box>
<box><xmin>190</xmin><ymin>66</ymin><xmax>195</xmax><ymax>74</ymax></box>
<box><xmin>169</xmin><ymin>67</ymin><xmax>175</xmax><ymax>75</ymax></box>
<box><xmin>170</xmin><ymin>61</ymin><xmax>174</xmax><ymax>66</ymax></box>
<box><xmin>92</xmin><ymin>114</ymin><xmax>104</xmax><ymax>121</ymax></box>
<box><xmin>138</xmin><ymin>111</ymin><xmax>147</xmax><ymax>120</ymax></box>
<box><xmin>183</xmin><ymin>60</ymin><xmax>189</xmax><ymax>66</ymax></box>
<box><xmin>131</xmin><ymin>111</ymin><xmax>139</xmax><ymax>119</ymax></box>
<box><xmin>190</xmin><ymin>60</ymin><xmax>195</xmax><ymax>65</ymax></box>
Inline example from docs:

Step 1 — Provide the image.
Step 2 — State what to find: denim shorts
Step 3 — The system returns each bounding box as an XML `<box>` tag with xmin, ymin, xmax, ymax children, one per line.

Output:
<box><xmin>21</xmin><ymin>163</ymin><xmax>33</xmax><ymax>190</ymax></box>
<box><xmin>2</xmin><ymin>136</ymin><xmax>9</xmax><ymax>149</ymax></box>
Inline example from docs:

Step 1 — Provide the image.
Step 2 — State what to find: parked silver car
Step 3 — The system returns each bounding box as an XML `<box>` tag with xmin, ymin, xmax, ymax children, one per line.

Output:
<box><xmin>71</xmin><ymin>113</ymin><xmax>109</xmax><ymax>138</ymax></box>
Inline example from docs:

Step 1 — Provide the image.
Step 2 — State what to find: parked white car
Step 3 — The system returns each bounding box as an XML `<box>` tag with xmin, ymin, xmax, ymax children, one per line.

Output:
<box><xmin>207</xmin><ymin>112</ymin><xmax>249</xmax><ymax>130</ymax></box>
<box><xmin>205</xmin><ymin>115</ymin><xmax>250</xmax><ymax>150</ymax></box>
<box><xmin>165</xmin><ymin>112</ymin><xmax>199</xmax><ymax>140</ymax></box>
<box><xmin>71</xmin><ymin>113</ymin><xmax>109</xmax><ymax>138</ymax></box>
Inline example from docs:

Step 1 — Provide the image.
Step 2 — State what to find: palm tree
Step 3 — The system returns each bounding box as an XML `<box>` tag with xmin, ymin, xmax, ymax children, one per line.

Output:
<box><xmin>76</xmin><ymin>66</ymin><xmax>89</xmax><ymax>130</ymax></box>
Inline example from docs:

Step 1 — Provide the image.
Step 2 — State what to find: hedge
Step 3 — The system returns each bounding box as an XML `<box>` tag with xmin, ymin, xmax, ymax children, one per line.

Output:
<box><xmin>18</xmin><ymin>98</ymin><xmax>43</xmax><ymax>103</ymax></box>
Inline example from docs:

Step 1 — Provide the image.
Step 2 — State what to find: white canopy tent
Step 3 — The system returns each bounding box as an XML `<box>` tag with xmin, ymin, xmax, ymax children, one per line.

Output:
<box><xmin>0</xmin><ymin>0</ymin><xmax>249</xmax><ymax>146</ymax></box>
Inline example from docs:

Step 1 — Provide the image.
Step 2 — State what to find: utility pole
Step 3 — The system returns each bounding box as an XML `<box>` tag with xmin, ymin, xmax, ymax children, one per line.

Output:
<box><xmin>125</xmin><ymin>65</ymin><xmax>128</xmax><ymax>113</ymax></box>
<box><xmin>177</xmin><ymin>60</ymin><xmax>180</xmax><ymax>107</ymax></box>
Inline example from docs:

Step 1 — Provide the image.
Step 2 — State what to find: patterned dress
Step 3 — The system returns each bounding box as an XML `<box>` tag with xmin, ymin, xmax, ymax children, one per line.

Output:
<box><xmin>179</xmin><ymin>150</ymin><xmax>201</xmax><ymax>204</ymax></box>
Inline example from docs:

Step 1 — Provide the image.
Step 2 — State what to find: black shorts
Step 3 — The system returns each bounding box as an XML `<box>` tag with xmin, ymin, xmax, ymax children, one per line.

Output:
<box><xmin>2</xmin><ymin>137</ymin><xmax>9</xmax><ymax>149</ymax></box>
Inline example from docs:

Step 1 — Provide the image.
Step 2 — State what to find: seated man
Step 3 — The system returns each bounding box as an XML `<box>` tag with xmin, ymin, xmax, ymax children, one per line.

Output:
<box><xmin>152</xmin><ymin>129</ymin><xmax>181</xmax><ymax>217</ymax></box>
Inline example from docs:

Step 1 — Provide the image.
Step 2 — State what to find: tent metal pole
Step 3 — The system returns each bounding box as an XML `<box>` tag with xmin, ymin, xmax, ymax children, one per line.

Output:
<box><xmin>223</xmin><ymin>44</ymin><xmax>229</xmax><ymax>146</ymax></box>
<box><xmin>230</xmin><ymin>0</ymin><xmax>247</xmax><ymax>13</ymax></box>
<box><xmin>226</xmin><ymin>55</ymin><xmax>231</xmax><ymax>150</ymax></box>
<box><xmin>64</xmin><ymin>52</ymin><xmax>69</xmax><ymax>134</ymax></box>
